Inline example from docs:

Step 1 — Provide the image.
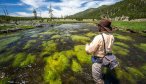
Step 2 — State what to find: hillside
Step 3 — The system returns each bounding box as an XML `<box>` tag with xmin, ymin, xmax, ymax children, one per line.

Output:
<box><xmin>68</xmin><ymin>0</ymin><xmax>146</xmax><ymax>20</ymax></box>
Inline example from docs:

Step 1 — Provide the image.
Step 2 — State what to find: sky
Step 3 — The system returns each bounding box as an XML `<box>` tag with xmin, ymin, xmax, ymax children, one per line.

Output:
<box><xmin>0</xmin><ymin>0</ymin><xmax>121</xmax><ymax>18</ymax></box>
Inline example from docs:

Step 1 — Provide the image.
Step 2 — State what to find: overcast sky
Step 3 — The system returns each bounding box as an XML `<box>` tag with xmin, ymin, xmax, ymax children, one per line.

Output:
<box><xmin>0</xmin><ymin>0</ymin><xmax>121</xmax><ymax>17</ymax></box>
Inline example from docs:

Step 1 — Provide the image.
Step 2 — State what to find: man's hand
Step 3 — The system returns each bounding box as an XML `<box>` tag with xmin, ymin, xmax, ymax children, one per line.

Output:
<box><xmin>85</xmin><ymin>44</ymin><xmax>90</xmax><ymax>54</ymax></box>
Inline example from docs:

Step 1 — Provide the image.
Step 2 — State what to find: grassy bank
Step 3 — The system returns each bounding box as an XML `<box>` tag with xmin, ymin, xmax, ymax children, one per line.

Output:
<box><xmin>112</xmin><ymin>21</ymin><xmax>146</xmax><ymax>32</ymax></box>
<box><xmin>0</xmin><ymin>25</ymin><xmax>34</xmax><ymax>30</ymax></box>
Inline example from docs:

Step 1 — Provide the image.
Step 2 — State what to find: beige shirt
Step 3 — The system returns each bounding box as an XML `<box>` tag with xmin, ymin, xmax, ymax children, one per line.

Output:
<box><xmin>85</xmin><ymin>32</ymin><xmax>114</xmax><ymax>57</ymax></box>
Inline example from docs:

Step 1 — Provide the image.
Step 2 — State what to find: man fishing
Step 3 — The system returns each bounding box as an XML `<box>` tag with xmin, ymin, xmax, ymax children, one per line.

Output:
<box><xmin>85</xmin><ymin>19</ymin><xmax>118</xmax><ymax>84</ymax></box>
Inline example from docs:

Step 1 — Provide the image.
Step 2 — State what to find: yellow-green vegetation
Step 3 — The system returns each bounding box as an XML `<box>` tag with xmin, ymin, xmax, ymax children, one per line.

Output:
<box><xmin>74</xmin><ymin>45</ymin><xmax>91</xmax><ymax>64</ymax></box>
<box><xmin>112</xmin><ymin>21</ymin><xmax>146</xmax><ymax>32</ymax></box>
<box><xmin>114</xmin><ymin>34</ymin><xmax>133</xmax><ymax>41</ymax></box>
<box><xmin>0</xmin><ymin>78</ymin><xmax>10</xmax><ymax>84</ymax></box>
<box><xmin>127</xmin><ymin>67</ymin><xmax>144</xmax><ymax>80</ymax></box>
<box><xmin>71</xmin><ymin>35</ymin><xmax>90</xmax><ymax>44</ymax></box>
<box><xmin>71</xmin><ymin>60</ymin><xmax>82</xmax><ymax>73</ymax></box>
<box><xmin>20</xmin><ymin>54</ymin><xmax>35</xmax><ymax>67</ymax></box>
<box><xmin>113</xmin><ymin>45</ymin><xmax>129</xmax><ymax>56</ymax></box>
<box><xmin>0</xmin><ymin>36</ymin><xmax>20</xmax><ymax>51</ymax></box>
<box><xmin>44</xmin><ymin>52</ymin><xmax>69</xmax><ymax>84</ymax></box>
<box><xmin>23</xmin><ymin>40</ymin><xmax>36</xmax><ymax>49</ymax></box>
<box><xmin>0</xmin><ymin>25</ymin><xmax>14</xmax><ymax>30</ymax></box>
<box><xmin>41</xmin><ymin>40</ymin><xmax>57</xmax><ymax>56</ymax></box>
<box><xmin>140</xmin><ymin>64</ymin><xmax>146</xmax><ymax>76</ymax></box>
<box><xmin>85</xmin><ymin>32</ymin><xmax>97</xmax><ymax>38</ymax></box>
<box><xmin>114</xmin><ymin>42</ymin><xmax>129</xmax><ymax>48</ymax></box>
<box><xmin>63</xmin><ymin>50</ymin><xmax>75</xmax><ymax>58</ymax></box>
<box><xmin>134</xmin><ymin>43</ymin><xmax>146</xmax><ymax>52</ymax></box>
<box><xmin>114</xmin><ymin>68</ymin><xmax>136</xmax><ymax>84</ymax></box>
<box><xmin>17</xmin><ymin>25</ymin><xmax>34</xmax><ymax>29</ymax></box>
<box><xmin>12</xmin><ymin>53</ymin><xmax>26</xmax><ymax>67</ymax></box>
<box><xmin>51</xmin><ymin>35</ymin><xmax>61</xmax><ymax>39</ymax></box>
<box><xmin>40</xmin><ymin>30</ymin><xmax>57</xmax><ymax>35</ymax></box>
<box><xmin>0</xmin><ymin>54</ymin><xmax>14</xmax><ymax>65</ymax></box>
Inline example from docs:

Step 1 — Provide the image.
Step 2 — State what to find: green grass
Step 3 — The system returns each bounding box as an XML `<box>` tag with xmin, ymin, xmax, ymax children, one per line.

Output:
<box><xmin>0</xmin><ymin>25</ymin><xmax>14</xmax><ymax>30</ymax></box>
<box><xmin>17</xmin><ymin>25</ymin><xmax>34</xmax><ymax>29</ymax></box>
<box><xmin>112</xmin><ymin>21</ymin><xmax>146</xmax><ymax>32</ymax></box>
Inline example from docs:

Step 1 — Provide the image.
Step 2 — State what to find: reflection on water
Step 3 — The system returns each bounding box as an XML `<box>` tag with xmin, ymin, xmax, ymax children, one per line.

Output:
<box><xmin>0</xmin><ymin>23</ymin><xmax>146</xmax><ymax>84</ymax></box>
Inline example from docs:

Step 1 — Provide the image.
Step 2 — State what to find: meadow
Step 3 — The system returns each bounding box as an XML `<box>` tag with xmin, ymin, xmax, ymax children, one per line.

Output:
<box><xmin>112</xmin><ymin>21</ymin><xmax>146</xmax><ymax>32</ymax></box>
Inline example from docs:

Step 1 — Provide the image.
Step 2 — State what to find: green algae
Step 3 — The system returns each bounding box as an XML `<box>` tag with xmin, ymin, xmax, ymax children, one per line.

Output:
<box><xmin>113</xmin><ymin>45</ymin><xmax>129</xmax><ymax>56</ymax></box>
<box><xmin>23</xmin><ymin>40</ymin><xmax>36</xmax><ymax>49</ymax></box>
<box><xmin>134</xmin><ymin>43</ymin><xmax>146</xmax><ymax>52</ymax></box>
<box><xmin>0</xmin><ymin>36</ymin><xmax>20</xmax><ymax>51</ymax></box>
<box><xmin>44</xmin><ymin>52</ymin><xmax>70</xmax><ymax>84</ymax></box>
<box><xmin>71</xmin><ymin>35</ymin><xmax>90</xmax><ymax>44</ymax></box>
<box><xmin>0</xmin><ymin>54</ymin><xmax>14</xmax><ymax>66</ymax></box>
<box><xmin>12</xmin><ymin>53</ymin><xmax>26</xmax><ymax>67</ymax></box>
<box><xmin>114</xmin><ymin>34</ymin><xmax>133</xmax><ymax>41</ymax></box>
<box><xmin>41</xmin><ymin>40</ymin><xmax>57</xmax><ymax>56</ymax></box>
<box><xmin>74</xmin><ymin>45</ymin><xmax>91</xmax><ymax>64</ymax></box>
<box><xmin>20</xmin><ymin>54</ymin><xmax>35</xmax><ymax>67</ymax></box>
<box><xmin>140</xmin><ymin>64</ymin><xmax>146</xmax><ymax>76</ymax></box>
<box><xmin>115</xmin><ymin>68</ymin><xmax>136</xmax><ymax>84</ymax></box>
<box><xmin>71</xmin><ymin>60</ymin><xmax>82</xmax><ymax>73</ymax></box>
<box><xmin>51</xmin><ymin>35</ymin><xmax>61</xmax><ymax>39</ymax></box>
<box><xmin>85</xmin><ymin>32</ymin><xmax>97</xmax><ymax>38</ymax></box>
<box><xmin>114</xmin><ymin>42</ymin><xmax>129</xmax><ymax>48</ymax></box>
<box><xmin>127</xmin><ymin>67</ymin><xmax>144</xmax><ymax>80</ymax></box>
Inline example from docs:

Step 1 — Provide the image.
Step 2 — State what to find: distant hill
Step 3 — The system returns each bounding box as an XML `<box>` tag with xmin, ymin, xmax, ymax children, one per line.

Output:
<box><xmin>68</xmin><ymin>0</ymin><xmax>146</xmax><ymax>20</ymax></box>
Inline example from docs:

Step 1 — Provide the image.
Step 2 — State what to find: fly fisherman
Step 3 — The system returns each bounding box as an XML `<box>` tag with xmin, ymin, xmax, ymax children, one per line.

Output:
<box><xmin>85</xmin><ymin>19</ymin><xmax>118</xmax><ymax>84</ymax></box>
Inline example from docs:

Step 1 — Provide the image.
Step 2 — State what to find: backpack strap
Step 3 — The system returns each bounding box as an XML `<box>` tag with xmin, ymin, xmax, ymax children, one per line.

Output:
<box><xmin>101</xmin><ymin>33</ymin><xmax>106</xmax><ymax>57</ymax></box>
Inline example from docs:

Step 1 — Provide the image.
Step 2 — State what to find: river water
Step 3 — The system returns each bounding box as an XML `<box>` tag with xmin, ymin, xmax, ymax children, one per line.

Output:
<box><xmin>0</xmin><ymin>23</ymin><xmax>146</xmax><ymax>84</ymax></box>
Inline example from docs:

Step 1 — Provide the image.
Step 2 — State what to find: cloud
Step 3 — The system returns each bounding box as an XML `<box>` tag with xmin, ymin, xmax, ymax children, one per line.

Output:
<box><xmin>11</xmin><ymin>0</ymin><xmax>121</xmax><ymax>17</ymax></box>
<box><xmin>11</xmin><ymin>12</ymin><xmax>33</xmax><ymax>17</ymax></box>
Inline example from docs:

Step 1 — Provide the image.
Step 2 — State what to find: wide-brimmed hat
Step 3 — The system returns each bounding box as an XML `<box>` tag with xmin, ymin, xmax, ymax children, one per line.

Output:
<box><xmin>97</xmin><ymin>19</ymin><xmax>112</xmax><ymax>32</ymax></box>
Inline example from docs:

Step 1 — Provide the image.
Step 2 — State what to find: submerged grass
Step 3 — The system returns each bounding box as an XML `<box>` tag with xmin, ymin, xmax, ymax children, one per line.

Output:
<box><xmin>0</xmin><ymin>36</ymin><xmax>20</xmax><ymax>51</ymax></box>
<box><xmin>71</xmin><ymin>35</ymin><xmax>90</xmax><ymax>44</ymax></box>
<box><xmin>134</xmin><ymin>43</ymin><xmax>146</xmax><ymax>52</ymax></box>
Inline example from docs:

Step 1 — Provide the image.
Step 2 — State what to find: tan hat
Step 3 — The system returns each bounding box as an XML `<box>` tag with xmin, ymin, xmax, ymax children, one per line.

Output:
<box><xmin>97</xmin><ymin>19</ymin><xmax>112</xmax><ymax>32</ymax></box>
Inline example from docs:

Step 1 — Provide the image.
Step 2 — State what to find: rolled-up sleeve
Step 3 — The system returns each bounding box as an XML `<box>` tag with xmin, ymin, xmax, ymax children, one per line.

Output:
<box><xmin>85</xmin><ymin>35</ymin><xmax>101</xmax><ymax>54</ymax></box>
